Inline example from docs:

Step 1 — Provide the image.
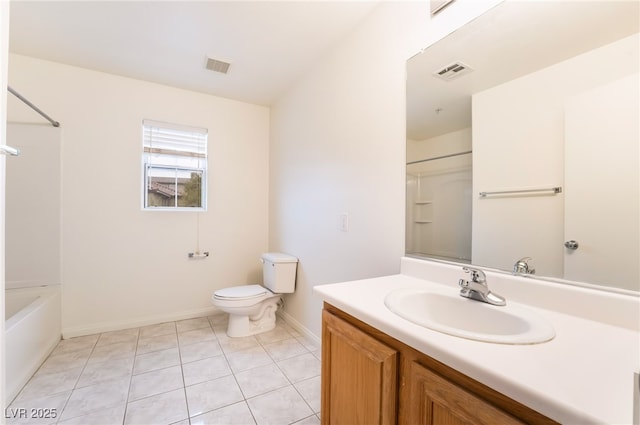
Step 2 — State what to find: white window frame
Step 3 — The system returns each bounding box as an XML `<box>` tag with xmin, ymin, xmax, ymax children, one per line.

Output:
<box><xmin>142</xmin><ymin>119</ymin><xmax>208</xmax><ymax>211</ymax></box>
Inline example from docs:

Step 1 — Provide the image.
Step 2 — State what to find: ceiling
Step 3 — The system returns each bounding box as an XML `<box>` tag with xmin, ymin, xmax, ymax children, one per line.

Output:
<box><xmin>406</xmin><ymin>0</ymin><xmax>640</xmax><ymax>141</ymax></box>
<box><xmin>9</xmin><ymin>1</ymin><xmax>380</xmax><ymax>106</ymax></box>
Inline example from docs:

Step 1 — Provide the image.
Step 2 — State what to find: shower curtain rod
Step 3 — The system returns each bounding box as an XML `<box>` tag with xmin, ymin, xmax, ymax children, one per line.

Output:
<box><xmin>407</xmin><ymin>150</ymin><xmax>471</xmax><ymax>165</ymax></box>
<box><xmin>7</xmin><ymin>86</ymin><xmax>60</xmax><ymax>127</ymax></box>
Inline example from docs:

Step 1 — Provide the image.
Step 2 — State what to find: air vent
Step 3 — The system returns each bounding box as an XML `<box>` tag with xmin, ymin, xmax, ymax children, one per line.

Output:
<box><xmin>433</xmin><ymin>61</ymin><xmax>473</xmax><ymax>81</ymax></box>
<box><xmin>205</xmin><ymin>57</ymin><xmax>231</xmax><ymax>74</ymax></box>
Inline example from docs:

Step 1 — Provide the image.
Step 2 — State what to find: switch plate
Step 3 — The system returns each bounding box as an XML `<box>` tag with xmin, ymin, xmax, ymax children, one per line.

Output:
<box><xmin>339</xmin><ymin>213</ymin><xmax>349</xmax><ymax>232</ymax></box>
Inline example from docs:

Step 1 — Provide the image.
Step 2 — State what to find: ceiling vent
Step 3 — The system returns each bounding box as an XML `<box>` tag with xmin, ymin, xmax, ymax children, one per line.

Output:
<box><xmin>205</xmin><ymin>57</ymin><xmax>231</xmax><ymax>74</ymax></box>
<box><xmin>433</xmin><ymin>61</ymin><xmax>473</xmax><ymax>81</ymax></box>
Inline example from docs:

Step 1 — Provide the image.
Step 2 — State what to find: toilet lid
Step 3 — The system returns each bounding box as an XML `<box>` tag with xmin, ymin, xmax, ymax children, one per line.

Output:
<box><xmin>214</xmin><ymin>284</ymin><xmax>268</xmax><ymax>300</ymax></box>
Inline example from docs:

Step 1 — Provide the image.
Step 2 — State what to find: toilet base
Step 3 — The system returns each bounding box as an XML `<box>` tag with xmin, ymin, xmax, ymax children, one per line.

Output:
<box><xmin>226</xmin><ymin>297</ymin><xmax>281</xmax><ymax>337</ymax></box>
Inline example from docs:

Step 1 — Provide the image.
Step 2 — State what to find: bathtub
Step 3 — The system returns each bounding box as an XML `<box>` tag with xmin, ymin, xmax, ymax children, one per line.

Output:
<box><xmin>5</xmin><ymin>285</ymin><xmax>61</xmax><ymax>402</ymax></box>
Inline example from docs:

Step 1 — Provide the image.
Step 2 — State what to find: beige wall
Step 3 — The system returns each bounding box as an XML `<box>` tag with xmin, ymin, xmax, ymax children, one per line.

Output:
<box><xmin>472</xmin><ymin>34</ymin><xmax>639</xmax><ymax>277</ymax></box>
<box><xmin>7</xmin><ymin>54</ymin><xmax>270</xmax><ymax>337</ymax></box>
<box><xmin>5</xmin><ymin>124</ymin><xmax>61</xmax><ymax>288</ymax></box>
<box><xmin>269</xmin><ymin>0</ymin><xmax>502</xmax><ymax>337</ymax></box>
<box><xmin>4</xmin><ymin>0</ymin><xmax>505</xmax><ymax>341</ymax></box>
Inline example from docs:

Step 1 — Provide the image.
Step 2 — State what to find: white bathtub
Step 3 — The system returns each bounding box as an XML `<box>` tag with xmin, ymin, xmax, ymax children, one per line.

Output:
<box><xmin>5</xmin><ymin>285</ymin><xmax>61</xmax><ymax>402</ymax></box>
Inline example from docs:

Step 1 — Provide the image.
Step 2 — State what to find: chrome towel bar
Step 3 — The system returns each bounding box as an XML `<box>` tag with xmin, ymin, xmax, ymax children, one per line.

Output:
<box><xmin>0</xmin><ymin>145</ymin><xmax>20</xmax><ymax>156</ymax></box>
<box><xmin>479</xmin><ymin>187</ymin><xmax>562</xmax><ymax>198</ymax></box>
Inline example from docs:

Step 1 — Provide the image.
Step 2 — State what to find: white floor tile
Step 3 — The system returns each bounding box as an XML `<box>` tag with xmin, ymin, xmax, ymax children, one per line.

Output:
<box><xmin>182</xmin><ymin>355</ymin><xmax>232</xmax><ymax>386</ymax></box>
<box><xmin>296</xmin><ymin>335</ymin><xmax>320</xmax><ymax>352</ymax></box>
<box><xmin>177</xmin><ymin>327</ymin><xmax>216</xmax><ymax>347</ymax></box>
<box><xmin>292</xmin><ymin>415</ymin><xmax>321</xmax><ymax>425</ymax></box>
<box><xmin>185</xmin><ymin>375</ymin><xmax>244</xmax><ymax>417</ymax></box>
<box><xmin>137</xmin><ymin>333</ymin><xmax>178</xmax><ymax>355</ymax></box>
<box><xmin>57</xmin><ymin>404</ymin><xmax>125</xmax><ymax>425</ymax></box>
<box><xmin>179</xmin><ymin>339</ymin><xmax>223</xmax><ymax>364</ymax></box>
<box><xmin>7</xmin><ymin>391</ymin><xmax>70</xmax><ymax>425</ymax></box>
<box><xmin>176</xmin><ymin>317</ymin><xmax>211</xmax><ymax>333</ymax></box>
<box><xmin>263</xmin><ymin>338</ymin><xmax>308</xmax><ymax>361</ymax></box>
<box><xmin>51</xmin><ymin>335</ymin><xmax>98</xmax><ymax>356</ymax></box>
<box><xmin>16</xmin><ymin>367</ymin><xmax>82</xmax><ymax>402</ymax></box>
<box><xmin>76</xmin><ymin>356</ymin><xmax>134</xmax><ymax>388</ymax></box>
<box><xmin>190</xmin><ymin>401</ymin><xmax>256</xmax><ymax>425</ymax></box>
<box><xmin>255</xmin><ymin>326</ymin><xmax>294</xmax><ymax>345</ymax></box>
<box><xmin>218</xmin><ymin>334</ymin><xmax>260</xmax><ymax>354</ymax></box>
<box><xmin>234</xmin><ymin>363</ymin><xmax>290</xmax><ymax>399</ymax></box>
<box><xmin>133</xmin><ymin>347</ymin><xmax>181</xmax><ymax>375</ymax></box>
<box><xmin>277</xmin><ymin>352</ymin><xmax>321</xmax><ymax>383</ymax></box>
<box><xmin>13</xmin><ymin>317</ymin><xmax>322</xmax><ymax>425</ymax></box>
<box><xmin>139</xmin><ymin>322</ymin><xmax>177</xmax><ymax>339</ymax></box>
<box><xmin>226</xmin><ymin>346</ymin><xmax>274</xmax><ymax>374</ymax></box>
<box><xmin>96</xmin><ymin>328</ymin><xmax>139</xmax><ymax>347</ymax></box>
<box><xmin>124</xmin><ymin>388</ymin><xmax>188</xmax><ymax>425</ymax></box>
<box><xmin>87</xmin><ymin>340</ymin><xmax>137</xmax><ymax>364</ymax></box>
<box><xmin>294</xmin><ymin>376</ymin><xmax>321</xmax><ymax>413</ymax></box>
<box><xmin>246</xmin><ymin>385</ymin><xmax>314</xmax><ymax>425</ymax></box>
<box><xmin>60</xmin><ymin>378</ymin><xmax>129</xmax><ymax>421</ymax></box>
<box><xmin>35</xmin><ymin>349</ymin><xmax>91</xmax><ymax>376</ymax></box>
<box><xmin>129</xmin><ymin>365</ymin><xmax>184</xmax><ymax>401</ymax></box>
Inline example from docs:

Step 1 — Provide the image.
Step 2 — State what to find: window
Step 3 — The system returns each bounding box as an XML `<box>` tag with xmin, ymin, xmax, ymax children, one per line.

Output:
<box><xmin>142</xmin><ymin>120</ymin><xmax>208</xmax><ymax>210</ymax></box>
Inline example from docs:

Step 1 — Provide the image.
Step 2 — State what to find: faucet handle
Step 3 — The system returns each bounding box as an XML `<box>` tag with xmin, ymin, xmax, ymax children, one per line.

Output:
<box><xmin>513</xmin><ymin>257</ymin><xmax>535</xmax><ymax>275</ymax></box>
<box><xmin>462</xmin><ymin>266</ymin><xmax>486</xmax><ymax>283</ymax></box>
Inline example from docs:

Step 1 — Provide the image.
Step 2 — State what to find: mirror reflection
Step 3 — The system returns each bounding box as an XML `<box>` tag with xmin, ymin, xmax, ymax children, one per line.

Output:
<box><xmin>406</xmin><ymin>1</ymin><xmax>639</xmax><ymax>292</ymax></box>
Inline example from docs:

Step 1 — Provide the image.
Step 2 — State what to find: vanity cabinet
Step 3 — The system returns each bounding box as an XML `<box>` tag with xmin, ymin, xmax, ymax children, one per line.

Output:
<box><xmin>321</xmin><ymin>309</ymin><xmax>398</xmax><ymax>425</ymax></box>
<box><xmin>321</xmin><ymin>304</ymin><xmax>558</xmax><ymax>425</ymax></box>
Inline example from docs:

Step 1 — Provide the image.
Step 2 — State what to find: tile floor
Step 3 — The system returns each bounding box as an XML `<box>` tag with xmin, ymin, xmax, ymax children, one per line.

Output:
<box><xmin>7</xmin><ymin>313</ymin><xmax>321</xmax><ymax>425</ymax></box>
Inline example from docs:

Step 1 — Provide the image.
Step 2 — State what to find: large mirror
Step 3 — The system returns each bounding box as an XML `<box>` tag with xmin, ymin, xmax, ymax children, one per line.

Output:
<box><xmin>406</xmin><ymin>1</ymin><xmax>639</xmax><ymax>293</ymax></box>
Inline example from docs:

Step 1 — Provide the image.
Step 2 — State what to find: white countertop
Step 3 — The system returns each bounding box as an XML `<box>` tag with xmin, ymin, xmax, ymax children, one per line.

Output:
<box><xmin>313</xmin><ymin>259</ymin><xmax>640</xmax><ymax>424</ymax></box>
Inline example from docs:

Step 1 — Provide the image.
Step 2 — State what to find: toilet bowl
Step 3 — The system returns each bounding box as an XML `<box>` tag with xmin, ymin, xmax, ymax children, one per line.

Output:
<box><xmin>212</xmin><ymin>285</ymin><xmax>281</xmax><ymax>337</ymax></box>
<box><xmin>211</xmin><ymin>253</ymin><xmax>298</xmax><ymax>337</ymax></box>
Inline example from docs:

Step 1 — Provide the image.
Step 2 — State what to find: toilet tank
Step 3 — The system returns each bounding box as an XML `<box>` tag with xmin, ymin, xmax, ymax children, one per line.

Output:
<box><xmin>262</xmin><ymin>252</ymin><xmax>298</xmax><ymax>293</ymax></box>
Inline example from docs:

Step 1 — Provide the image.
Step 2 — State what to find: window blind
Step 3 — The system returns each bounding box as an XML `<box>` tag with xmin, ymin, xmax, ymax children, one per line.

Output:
<box><xmin>143</xmin><ymin>119</ymin><xmax>207</xmax><ymax>159</ymax></box>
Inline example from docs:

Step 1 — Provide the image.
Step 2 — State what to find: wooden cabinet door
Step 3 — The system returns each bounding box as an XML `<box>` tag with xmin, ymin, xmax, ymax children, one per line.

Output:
<box><xmin>321</xmin><ymin>309</ymin><xmax>398</xmax><ymax>425</ymax></box>
<box><xmin>405</xmin><ymin>361</ymin><xmax>525</xmax><ymax>425</ymax></box>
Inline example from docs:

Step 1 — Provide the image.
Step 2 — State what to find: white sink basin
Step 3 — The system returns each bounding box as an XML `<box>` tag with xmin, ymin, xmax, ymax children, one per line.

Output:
<box><xmin>384</xmin><ymin>288</ymin><xmax>555</xmax><ymax>345</ymax></box>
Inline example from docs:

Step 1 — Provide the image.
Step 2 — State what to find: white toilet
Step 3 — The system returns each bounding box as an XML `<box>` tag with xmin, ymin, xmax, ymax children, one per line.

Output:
<box><xmin>211</xmin><ymin>252</ymin><xmax>298</xmax><ymax>337</ymax></box>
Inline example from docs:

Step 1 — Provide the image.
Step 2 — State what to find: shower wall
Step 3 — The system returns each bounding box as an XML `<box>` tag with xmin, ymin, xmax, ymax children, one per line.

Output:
<box><xmin>406</xmin><ymin>165</ymin><xmax>472</xmax><ymax>261</ymax></box>
<box><xmin>406</xmin><ymin>128</ymin><xmax>472</xmax><ymax>262</ymax></box>
<box><xmin>5</xmin><ymin>123</ymin><xmax>61</xmax><ymax>288</ymax></box>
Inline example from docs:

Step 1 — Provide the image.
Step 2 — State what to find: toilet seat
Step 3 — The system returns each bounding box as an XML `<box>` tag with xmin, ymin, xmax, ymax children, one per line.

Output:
<box><xmin>214</xmin><ymin>284</ymin><xmax>270</xmax><ymax>301</ymax></box>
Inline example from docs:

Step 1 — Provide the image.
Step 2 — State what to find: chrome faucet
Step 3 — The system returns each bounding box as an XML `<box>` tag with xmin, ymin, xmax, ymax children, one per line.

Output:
<box><xmin>458</xmin><ymin>267</ymin><xmax>506</xmax><ymax>306</ymax></box>
<box><xmin>513</xmin><ymin>257</ymin><xmax>535</xmax><ymax>275</ymax></box>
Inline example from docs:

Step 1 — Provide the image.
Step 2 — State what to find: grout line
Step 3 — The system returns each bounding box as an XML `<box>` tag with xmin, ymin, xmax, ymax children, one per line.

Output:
<box><xmin>121</xmin><ymin>327</ymin><xmax>141</xmax><ymax>425</ymax></box>
<box><xmin>55</xmin><ymin>335</ymin><xmax>99</xmax><ymax>424</ymax></box>
<box><xmin>18</xmin><ymin>315</ymin><xmax>321</xmax><ymax>425</ymax></box>
<box><xmin>176</xmin><ymin>332</ymin><xmax>192</xmax><ymax>425</ymax></box>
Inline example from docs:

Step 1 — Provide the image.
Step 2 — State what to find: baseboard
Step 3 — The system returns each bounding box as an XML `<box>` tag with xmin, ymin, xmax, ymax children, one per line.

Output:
<box><xmin>277</xmin><ymin>309</ymin><xmax>321</xmax><ymax>347</ymax></box>
<box><xmin>62</xmin><ymin>306</ymin><xmax>220</xmax><ymax>339</ymax></box>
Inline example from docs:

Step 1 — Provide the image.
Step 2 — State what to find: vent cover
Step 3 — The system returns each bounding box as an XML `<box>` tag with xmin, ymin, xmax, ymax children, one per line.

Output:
<box><xmin>433</xmin><ymin>61</ymin><xmax>473</xmax><ymax>81</ymax></box>
<box><xmin>205</xmin><ymin>57</ymin><xmax>231</xmax><ymax>74</ymax></box>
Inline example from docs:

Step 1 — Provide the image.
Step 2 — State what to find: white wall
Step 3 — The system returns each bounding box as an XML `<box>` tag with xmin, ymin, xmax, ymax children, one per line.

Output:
<box><xmin>472</xmin><ymin>34</ymin><xmax>639</xmax><ymax>276</ymax></box>
<box><xmin>5</xmin><ymin>124</ymin><xmax>61</xmax><ymax>288</ymax></box>
<box><xmin>1</xmin><ymin>0</ymin><xmax>10</xmax><ymax>409</ymax></box>
<box><xmin>3</xmin><ymin>0</ymin><xmax>504</xmax><ymax>343</ymax></box>
<box><xmin>269</xmin><ymin>0</ymin><xmax>502</xmax><ymax>337</ymax></box>
<box><xmin>7</xmin><ymin>54</ymin><xmax>270</xmax><ymax>337</ymax></box>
